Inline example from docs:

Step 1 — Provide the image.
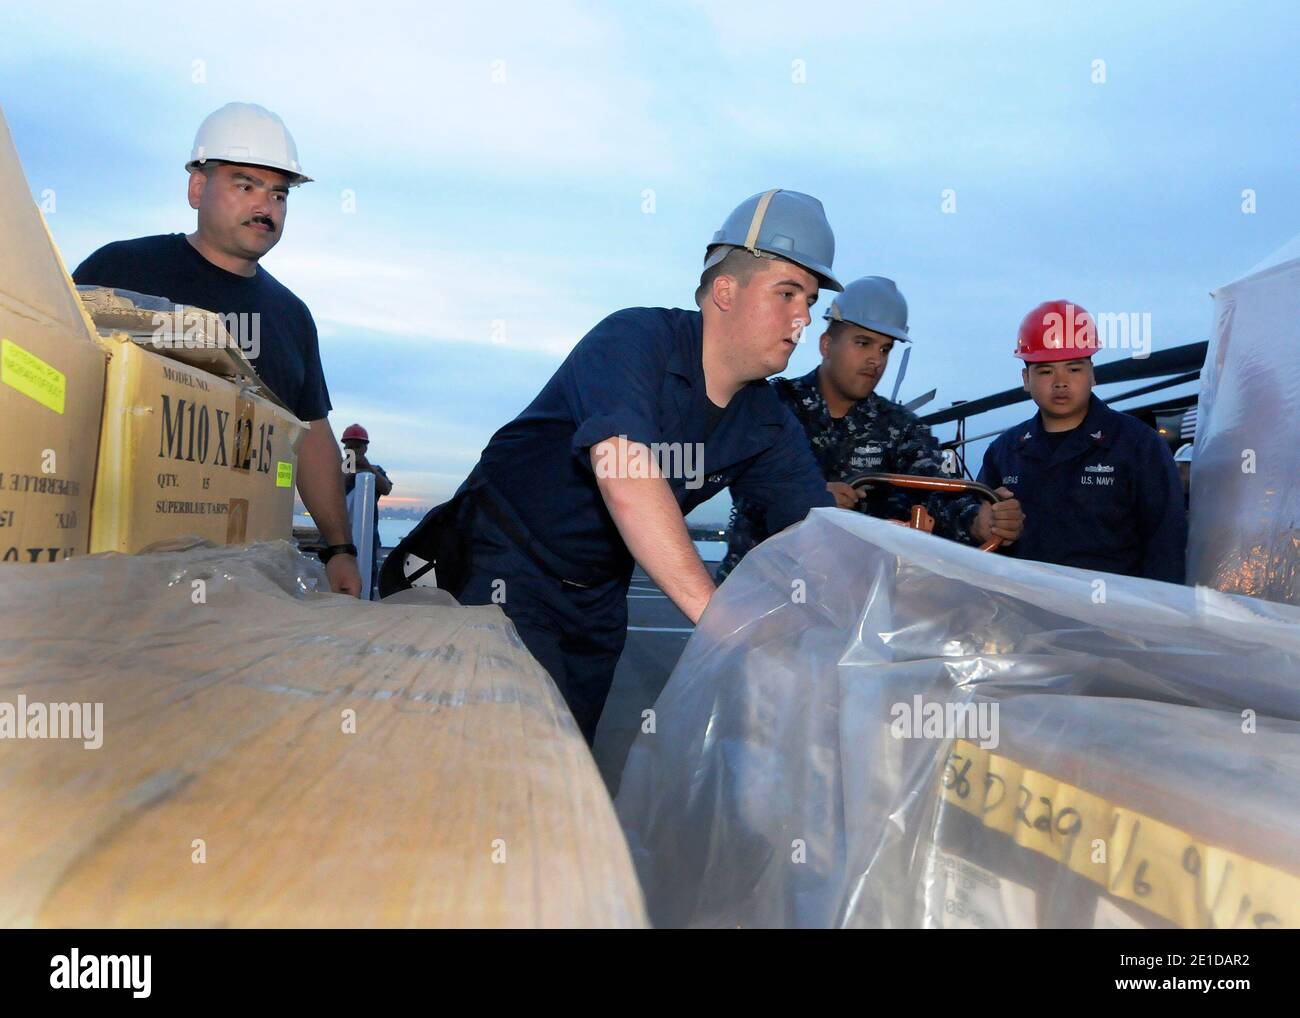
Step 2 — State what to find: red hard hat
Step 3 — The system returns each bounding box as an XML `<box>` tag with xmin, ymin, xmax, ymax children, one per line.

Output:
<box><xmin>1015</xmin><ymin>300</ymin><xmax>1100</xmax><ymax>362</ymax></box>
<box><xmin>341</xmin><ymin>423</ymin><xmax>369</xmax><ymax>442</ymax></box>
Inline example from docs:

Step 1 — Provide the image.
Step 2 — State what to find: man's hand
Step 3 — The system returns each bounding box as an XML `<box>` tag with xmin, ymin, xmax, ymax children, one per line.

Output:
<box><xmin>827</xmin><ymin>481</ymin><xmax>865</xmax><ymax>509</ymax></box>
<box><xmin>325</xmin><ymin>553</ymin><xmax>364</xmax><ymax>596</ymax></box>
<box><xmin>971</xmin><ymin>486</ymin><xmax>1024</xmax><ymax>544</ymax></box>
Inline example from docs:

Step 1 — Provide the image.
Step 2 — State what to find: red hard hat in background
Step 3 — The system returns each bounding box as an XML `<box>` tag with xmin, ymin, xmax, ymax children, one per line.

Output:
<box><xmin>1015</xmin><ymin>300</ymin><xmax>1100</xmax><ymax>362</ymax></box>
<box><xmin>341</xmin><ymin>423</ymin><xmax>369</xmax><ymax>443</ymax></box>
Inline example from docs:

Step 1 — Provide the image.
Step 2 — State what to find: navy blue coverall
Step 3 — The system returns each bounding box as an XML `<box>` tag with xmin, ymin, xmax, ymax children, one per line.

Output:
<box><xmin>453</xmin><ymin>307</ymin><xmax>834</xmax><ymax>742</ymax></box>
<box><xmin>977</xmin><ymin>395</ymin><xmax>1187</xmax><ymax>582</ymax></box>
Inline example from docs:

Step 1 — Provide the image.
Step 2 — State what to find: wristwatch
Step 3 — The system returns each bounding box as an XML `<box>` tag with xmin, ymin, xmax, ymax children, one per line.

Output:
<box><xmin>318</xmin><ymin>543</ymin><xmax>358</xmax><ymax>564</ymax></box>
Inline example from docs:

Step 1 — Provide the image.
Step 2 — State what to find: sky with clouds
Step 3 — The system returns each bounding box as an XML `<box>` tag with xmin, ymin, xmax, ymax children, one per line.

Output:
<box><xmin>3</xmin><ymin>0</ymin><xmax>1297</xmax><ymax>522</ymax></box>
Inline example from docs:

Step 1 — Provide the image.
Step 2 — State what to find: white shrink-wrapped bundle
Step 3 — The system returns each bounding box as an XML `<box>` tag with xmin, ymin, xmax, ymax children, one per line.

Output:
<box><xmin>1188</xmin><ymin>235</ymin><xmax>1300</xmax><ymax>604</ymax></box>
<box><xmin>615</xmin><ymin>510</ymin><xmax>1300</xmax><ymax>928</ymax></box>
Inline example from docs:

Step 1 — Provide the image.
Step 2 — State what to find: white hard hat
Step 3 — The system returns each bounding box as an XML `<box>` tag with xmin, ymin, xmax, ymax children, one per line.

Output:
<box><xmin>186</xmin><ymin>102</ymin><xmax>312</xmax><ymax>186</ymax></box>
<box><xmin>1174</xmin><ymin>443</ymin><xmax>1193</xmax><ymax>463</ymax></box>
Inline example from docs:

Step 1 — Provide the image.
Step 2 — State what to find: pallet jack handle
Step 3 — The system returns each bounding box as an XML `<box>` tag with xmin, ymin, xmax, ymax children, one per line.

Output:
<box><xmin>843</xmin><ymin>472</ymin><xmax>1004</xmax><ymax>552</ymax></box>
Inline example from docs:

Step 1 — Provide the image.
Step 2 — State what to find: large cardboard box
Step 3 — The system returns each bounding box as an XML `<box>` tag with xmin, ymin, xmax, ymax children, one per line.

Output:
<box><xmin>77</xmin><ymin>284</ymin><xmax>277</xmax><ymax>401</ymax></box>
<box><xmin>0</xmin><ymin>542</ymin><xmax>648</xmax><ymax>928</ymax></box>
<box><xmin>0</xmin><ymin>107</ymin><xmax>106</xmax><ymax>564</ymax></box>
<box><xmin>90</xmin><ymin>333</ymin><xmax>306</xmax><ymax>553</ymax></box>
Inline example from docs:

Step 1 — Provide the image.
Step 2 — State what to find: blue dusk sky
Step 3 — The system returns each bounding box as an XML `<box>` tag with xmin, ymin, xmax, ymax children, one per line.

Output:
<box><xmin>3</xmin><ymin>1</ymin><xmax>1297</xmax><ymax>520</ymax></box>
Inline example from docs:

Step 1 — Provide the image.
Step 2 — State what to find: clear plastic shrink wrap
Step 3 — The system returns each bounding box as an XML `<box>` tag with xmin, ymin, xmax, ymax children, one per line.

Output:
<box><xmin>1188</xmin><ymin>235</ymin><xmax>1300</xmax><ymax>605</ymax></box>
<box><xmin>616</xmin><ymin>510</ymin><xmax>1300</xmax><ymax>928</ymax></box>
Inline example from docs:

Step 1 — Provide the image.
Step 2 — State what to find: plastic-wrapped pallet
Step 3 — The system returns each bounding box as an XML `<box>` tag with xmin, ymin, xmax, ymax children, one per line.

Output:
<box><xmin>615</xmin><ymin>509</ymin><xmax>1300</xmax><ymax>928</ymax></box>
<box><xmin>0</xmin><ymin>540</ymin><xmax>646</xmax><ymax>928</ymax></box>
<box><xmin>1188</xmin><ymin>234</ymin><xmax>1300</xmax><ymax>605</ymax></box>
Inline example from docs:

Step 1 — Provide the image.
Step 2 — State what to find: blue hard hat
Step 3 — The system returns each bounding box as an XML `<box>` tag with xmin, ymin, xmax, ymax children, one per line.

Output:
<box><xmin>823</xmin><ymin>275</ymin><xmax>910</xmax><ymax>343</ymax></box>
<box><xmin>704</xmin><ymin>189</ymin><xmax>842</xmax><ymax>292</ymax></box>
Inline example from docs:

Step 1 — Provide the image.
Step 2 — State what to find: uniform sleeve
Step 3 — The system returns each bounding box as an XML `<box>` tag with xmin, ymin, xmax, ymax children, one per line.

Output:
<box><xmin>1135</xmin><ymin>434</ymin><xmax>1188</xmax><ymax>583</ymax></box>
<box><xmin>960</xmin><ymin>441</ymin><xmax>1008</xmax><ymax>541</ymax></box>
<box><xmin>730</xmin><ymin>407</ymin><xmax>835</xmax><ymax>534</ymax></box>
<box><xmin>294</xmin><ymin>308</ymin><xmax>332</xmax><ymax>422</ymax></box>
<box><xmin>976</xmin><ymin>441</ymin><xmax>1003</xmax><ymax>490</ymax></box>
<box><xmin>891</xmin><ymin>416</ymin><xmax>978</xmax><ymax>544</ymax></box>
<box><xmin>568</xmin><ymin>312</ymin><xmax>667</xmax><ymax>453</ymax></box>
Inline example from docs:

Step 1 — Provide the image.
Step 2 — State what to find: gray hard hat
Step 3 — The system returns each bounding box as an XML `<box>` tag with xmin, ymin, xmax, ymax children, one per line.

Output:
<box><xmin>824</xmin><ymin>275</ymin><xmax>910</xmax><ymax>343</ymax></box>
<box><xmin>703</xmin><ymin>189</ymin><xmax>842</xmax><ymax>292</ymax></box>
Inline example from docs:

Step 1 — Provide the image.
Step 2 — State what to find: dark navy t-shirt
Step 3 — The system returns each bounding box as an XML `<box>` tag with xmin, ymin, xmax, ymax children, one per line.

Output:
<box><xmin>473</xmin><ymin>306</ymin><xmax>834</xmax><ymax>577</ymax></box>
<box><xmin>72</xmin><ymin>233</ymin><xmax>331</xmax><ymax>421</ymax></box>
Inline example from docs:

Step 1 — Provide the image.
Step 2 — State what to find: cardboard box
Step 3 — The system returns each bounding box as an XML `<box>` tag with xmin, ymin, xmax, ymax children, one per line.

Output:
<box><xmin>90</xmin><ymin>333</ymin><xmax>306</xmax><ymax>553</ymax></box>
<box><xmin>0</xmin><ymin>542</ymin><xmax>649</xmax><ymax>927</ymax></box>
<box><xmin>0</xmin><ymin>107</ymin><xmax>107</xmax><ymax>564</ymax></box>
<box><xmin>77</xmin><ymin>285</ymin><xmax>281</xmax><ymax>404</ymax></box>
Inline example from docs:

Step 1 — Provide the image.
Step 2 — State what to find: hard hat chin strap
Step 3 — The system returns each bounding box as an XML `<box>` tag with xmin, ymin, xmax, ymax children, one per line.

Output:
<box><xmin>743</xmin><ymin>189</ymin><xmax>781</xmax><ymax>255</ymax></box>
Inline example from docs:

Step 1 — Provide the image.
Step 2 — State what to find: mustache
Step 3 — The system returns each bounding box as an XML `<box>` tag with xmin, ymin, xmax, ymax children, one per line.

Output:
<box><xmin>243</xmin><ymin>214</ymin><xmax>277</xmax><ymax>232</ymax></box>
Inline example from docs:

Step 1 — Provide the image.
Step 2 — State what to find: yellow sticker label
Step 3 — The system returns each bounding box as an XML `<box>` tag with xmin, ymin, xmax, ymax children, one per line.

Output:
<box><xmin>941</xmin><ymin>739</ymin><xmax>1300</xmax><ymax>929</ymax></box>
<box><xmin>276</xmin><ymin>461</ymin><xmax>293</xmax><ymax>488</ymax></box>
<box><xmin>1</xmin><ymin>337</ymin><xmax>66</xmax><ymax>413</ymax></box>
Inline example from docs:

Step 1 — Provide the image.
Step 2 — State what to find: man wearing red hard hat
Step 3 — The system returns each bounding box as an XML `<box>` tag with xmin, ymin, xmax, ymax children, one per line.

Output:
<box><xmin>340</xmin><ymin>423</ymin><xmax>392</xmax><ymax>594</ymax></box>
<box><xmin>974</xmin><ymin>300</ymin><xmax>1186</xmax><ymax>582</ymax></box>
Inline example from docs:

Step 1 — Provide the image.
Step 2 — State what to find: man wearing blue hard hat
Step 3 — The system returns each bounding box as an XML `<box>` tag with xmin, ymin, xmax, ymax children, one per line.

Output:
<box><xmin>385</xmin><ymin>189</ymin><xmax>844</xmax><ymax>742</ymax></box>
<box><xmin>717</xmin><ymin>276</ymin><xmax>1024</xmax><ymax>580</ymax></box>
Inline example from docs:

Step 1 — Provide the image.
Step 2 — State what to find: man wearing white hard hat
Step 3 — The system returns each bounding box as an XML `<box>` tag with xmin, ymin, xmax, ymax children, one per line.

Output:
<box><xmin>74</xmin><ymin>103</ymin><xmax>362</xmax><ymax>596</ymax></box>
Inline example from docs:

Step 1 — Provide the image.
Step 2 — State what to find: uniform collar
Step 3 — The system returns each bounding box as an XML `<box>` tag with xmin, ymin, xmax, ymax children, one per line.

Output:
<box><xmin>792</xmin><ymin>367</ymin><xmax>823</xmax><ymax>397</ymax></box>
<box><xmin>666</xmin><ymin>312</ymin><xmax>702</xmax><ymax>382</ymax></box>
<box><xmin>669</xmin><ymin>311</ymin><xmax>787</xmax><ymax>428</ymax></box>
<box><xmin>790</xmin><ymin>367</ymin><xmax>887</xmax><ymax>423</ymax></box>
<box><xmin>1017</xmin><ymin>394</ymin><xmax>1116</xmax><ymax>462</ymax></box>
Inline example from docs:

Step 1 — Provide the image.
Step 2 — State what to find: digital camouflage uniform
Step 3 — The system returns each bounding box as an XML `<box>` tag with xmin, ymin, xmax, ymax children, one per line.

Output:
<box><xmin>716</xmin><ymin>368</ymin><xmax>980</xmax><ymax>582</ymax></box>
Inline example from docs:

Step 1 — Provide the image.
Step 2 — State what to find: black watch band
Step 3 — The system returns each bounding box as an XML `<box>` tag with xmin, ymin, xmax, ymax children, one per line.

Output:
<box><xmin>318</xmin><ymin>543</ymin><xmax>358</xmax><ymax>564</ymax></box>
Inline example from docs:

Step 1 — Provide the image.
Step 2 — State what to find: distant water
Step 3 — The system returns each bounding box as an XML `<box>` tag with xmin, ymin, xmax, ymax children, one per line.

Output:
<box><xmin>377</xmin><ymin>519</ymin><xmax>414</xmax><ymax>548</ymax></box>
<box><xmin>297</xmin><ymin>515</ymin><xmax>726</xmax><ymax>563</ymax></box>
<box><xmin>693</xmin><ymin>541</ymin><xmax>726</xmax><ymax>563</ymax></box>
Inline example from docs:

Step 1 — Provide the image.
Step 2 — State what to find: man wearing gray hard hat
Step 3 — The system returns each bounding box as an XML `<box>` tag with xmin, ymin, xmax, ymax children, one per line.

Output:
<box><xmin>718</xmin><ymin>275</ymin><xmax>1024</xmax><ymax>580</ymax></box>
<box><xmin>388</xmin><ymin>189</ymin><xmax>844</xmax><ymax>742</ymax></box>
